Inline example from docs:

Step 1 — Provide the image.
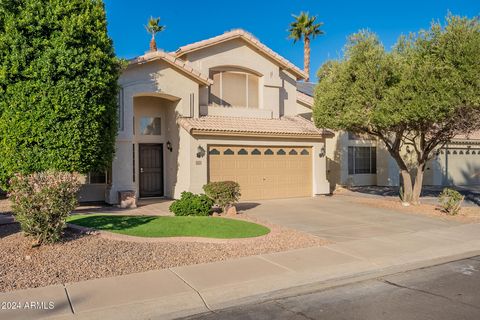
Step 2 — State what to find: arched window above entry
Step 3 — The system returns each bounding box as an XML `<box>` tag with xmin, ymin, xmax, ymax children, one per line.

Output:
<box><xmin>238</xmin><ymin>148</ymin><xmax>248</xmax><ymax>155</ymax></box>
<box><xmin>209</xmin><ymin>68</ymin><xmax>260</xmax><ymax>108</ymax></box>
<box><xmin>224</xmin><ymin>148</ymin><xmax>234</xmax><ymax>155</ymax></box>
<box><xmin>277</xmin><ymin>149</ymin><xmax>286</xmax><ymax>155</ymax></box>
<box><xmin>289</xmin><ymin>149</ymin><xmax>298</xmax><ymax>155</ymax></box>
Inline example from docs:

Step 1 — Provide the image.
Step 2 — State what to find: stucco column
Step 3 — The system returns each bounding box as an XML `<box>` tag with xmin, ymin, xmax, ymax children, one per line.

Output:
<box><xmin>107</xmin><ymin>88</ymin><xmax>136</xmax><ymax>204</ymax></box>
<box><xmin>313</xmin><ymin>141</ymin><xmax>331</xmax><ymax>195</ymax></box>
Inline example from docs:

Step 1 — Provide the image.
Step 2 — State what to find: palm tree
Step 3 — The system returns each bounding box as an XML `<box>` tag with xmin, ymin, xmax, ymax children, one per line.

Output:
<box><xmin>145</xmin><ymin>17</ymin><xmax>165</xmax><ymax>52</ymax></box>
<box><xmin>288</xmin><ymin>12</ymin><xmax>324</xmax><ymax>82</ymax></box>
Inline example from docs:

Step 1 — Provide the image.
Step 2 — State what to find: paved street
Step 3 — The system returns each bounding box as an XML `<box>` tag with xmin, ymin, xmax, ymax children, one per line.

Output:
<box><xmin>182</xmin><ymin>256</ymin><xmax>480</xmax><ymax>320</ymax></box>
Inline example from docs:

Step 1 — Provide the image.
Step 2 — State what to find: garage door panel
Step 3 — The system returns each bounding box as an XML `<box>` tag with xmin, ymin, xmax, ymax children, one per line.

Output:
<box><xmin>208</xmin><ymin>145</ymin><xmax>312</xmax><ymax>201</ymax></box>
<box><xmin>436</xmin><ymin>148</ymin><xmax>480</xmax><ymax>186</ymax></box>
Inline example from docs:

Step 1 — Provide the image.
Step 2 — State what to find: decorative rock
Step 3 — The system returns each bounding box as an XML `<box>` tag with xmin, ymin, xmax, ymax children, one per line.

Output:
<box><xmin>118</xmin><ymin>190</ymin><xmax>137</xmax><ymax>209</ymax></box>
<box><xmin>225</xmin><ymin>205</ymin><xmax>237</xmax><ymax>216</ymax></box>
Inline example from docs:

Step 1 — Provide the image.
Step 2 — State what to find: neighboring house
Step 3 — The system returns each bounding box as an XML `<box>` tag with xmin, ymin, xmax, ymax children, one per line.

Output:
<box><xmin>79</xmin><ymin>29</ymin><xmax>332</xmax><ymax>203</ymax></box>
<box><xmin>296</xmin><ymin>84</ymin><xmax>480</xmax><ymax>190</ymax></box>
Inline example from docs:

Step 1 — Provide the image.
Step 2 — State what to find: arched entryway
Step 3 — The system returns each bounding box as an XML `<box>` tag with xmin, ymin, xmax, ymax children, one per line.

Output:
<box><xmin>133</xmin><ymin>93</ymin><xmax>180</xmax><ymax>198</ymax></box>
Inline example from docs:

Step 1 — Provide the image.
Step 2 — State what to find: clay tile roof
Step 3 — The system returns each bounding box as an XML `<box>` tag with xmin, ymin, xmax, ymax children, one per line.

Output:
<box><xmin>178</xmin><ymin>116</ymin><xmax>332</xmax><ymax>138</ymax></box>
<box><xmin>128</xmin><ymin>51</ymin><xmax>213</xmax><ymax>85</ymax></box>
<box><xmin>175</xmin><ymin>29</ymin><xmax>307</xmax><ymax>80</ymax></box>
<box><xmin>454</xmin><ymin>131</ymin><xmax>480</xmax><ymax>141</ymax></box>
<box><xmin>297</xmin><ymin>91</ymin><xmax>314</xmax><ymax>108</ymax></box>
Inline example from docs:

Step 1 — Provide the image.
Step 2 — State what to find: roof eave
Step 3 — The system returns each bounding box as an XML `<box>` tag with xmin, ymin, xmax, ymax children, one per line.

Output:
<box><xmin>175</xmin><ymin>30</ymin><xmax>307</xmax><ymax>80</ymax></box>
<box><xmin>128</xmin><ymin>52</ymin><xmax>213</xmax><ymax>86</ymax></box>
<box><xmin>189</xmin><ymin>129</ymin><xmax>329</xmax><ymax>140</ymax></box>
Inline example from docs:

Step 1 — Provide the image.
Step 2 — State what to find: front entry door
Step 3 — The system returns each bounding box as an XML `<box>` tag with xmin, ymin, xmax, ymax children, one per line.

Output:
<box><xmin>139</xmin><ymin>144</ymin><xmax>164</xmax><ymax>197</ymax></box>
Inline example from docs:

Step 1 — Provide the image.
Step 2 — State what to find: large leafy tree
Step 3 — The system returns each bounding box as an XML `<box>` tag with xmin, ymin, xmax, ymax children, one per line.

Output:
<box><xmin>314</xmin><ymin>15</ymin><xmax>480</xmax><ymax>204</ymax></box>
<box><xmin>288</xmin><ymin>12</ymin><xmax>324</xmax><ymax>82</ymax></box>
<box><xmin>0</xmin><ymin>0</ymin><xmax>122</xmax><ymax>187</ymax></box>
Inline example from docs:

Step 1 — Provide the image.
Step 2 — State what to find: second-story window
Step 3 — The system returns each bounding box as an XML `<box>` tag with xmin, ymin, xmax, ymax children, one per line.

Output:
<box><xmin>210</xmin><ymin>70</ymin><xmax>259</xmax><ymax>108</ymax></box>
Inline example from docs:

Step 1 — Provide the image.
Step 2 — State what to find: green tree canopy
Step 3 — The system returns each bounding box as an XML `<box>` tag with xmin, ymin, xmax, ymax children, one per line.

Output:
<box><xmin>314</xmin><ymin>15</ymin><xmax>480</xmax><ymax>203</ymax></box>
<box><xmin>0</xmin><ymin>0</ymin><xmax>122</xmax><ymax>187</ymax></box>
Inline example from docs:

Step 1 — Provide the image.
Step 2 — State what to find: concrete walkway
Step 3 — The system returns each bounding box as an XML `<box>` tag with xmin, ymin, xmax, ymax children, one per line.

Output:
<box><xmin>2</xmin><ymin>221</ymin><xmax>480</xmax><ymax>320</ymax></box>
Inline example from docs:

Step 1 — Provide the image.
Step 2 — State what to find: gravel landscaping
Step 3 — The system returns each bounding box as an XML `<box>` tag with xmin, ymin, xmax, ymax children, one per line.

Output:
<box><xmin>338</xmin><ymin>194</ymin><xmax>480</xmax><ymax>223</ymax></box>
<box><xmin>0</xmin><ymin>215</ymin><xmax>327</xmax><ymax>292</ymax></box>
<box><xmin>0</xmin><ymin>197</ymin><xmax>11</xmax><ymax>214</ymax></box>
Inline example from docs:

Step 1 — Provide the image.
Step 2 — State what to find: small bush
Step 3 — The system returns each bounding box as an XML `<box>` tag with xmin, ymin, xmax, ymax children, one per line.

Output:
<box><xmin>203</xmin><ymin>181</ymin><xmax>241</xmax><ymax>212</ymax></box>
<box><xmin>169</xmin><ymin>192</ymin><xmax>214</xmax><ymax>216</ymax></box>
<box><xmin>9</xmin><ymin>170</ymin><xmax>82</xmax><ymax>245</ymax></box>
<box><xmin>438</xmin><ymin>188</ymin><xmax>464</xmax><ymax>215</ymax></box>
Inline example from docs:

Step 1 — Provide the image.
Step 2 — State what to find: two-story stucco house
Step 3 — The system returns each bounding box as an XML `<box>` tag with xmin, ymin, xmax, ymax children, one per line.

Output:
<box><xmin>78</xmin><ymin>29</ymin><xmax>332</xmax><ymax>204</ymax></box>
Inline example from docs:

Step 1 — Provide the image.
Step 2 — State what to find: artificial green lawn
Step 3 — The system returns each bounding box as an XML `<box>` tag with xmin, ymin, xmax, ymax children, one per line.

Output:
<box><xmin>67</xmin><ymin>214</ymin><xmax>270</xmax><ymax>239</ymax></box>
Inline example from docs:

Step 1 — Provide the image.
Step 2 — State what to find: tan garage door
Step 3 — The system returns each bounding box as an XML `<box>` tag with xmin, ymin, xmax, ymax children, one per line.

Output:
<box><xmin>208</xmin><ymin>146</ymin><xmax>312</xmax><ymax>200</ymax></box>
<box><xmin>438</xmin><ymin>147</ymin><xmax>480</xmax><ymax>185</ymax></box>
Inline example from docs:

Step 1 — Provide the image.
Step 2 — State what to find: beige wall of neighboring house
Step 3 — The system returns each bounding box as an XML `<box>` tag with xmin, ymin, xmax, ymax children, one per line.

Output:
<box><xmin>326</xmin><ymin>131</ymin><xmax>480</xmax><ymax>190</ymax></box>
<box><xmin>80</xmin><ymin>29</ymin><xmax>332</xmax><ymax>204</ymax></box>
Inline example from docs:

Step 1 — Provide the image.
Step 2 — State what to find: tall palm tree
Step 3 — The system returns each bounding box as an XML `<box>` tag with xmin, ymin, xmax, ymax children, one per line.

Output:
<box><xmin>145</xmin><ymin>17</ymin><xmax>165</xmax><ymax>52</ymax></box>
<box><xmin>288</xmin><ymin>12</ymin><xmax>324</xmax><ymax>82</ymax></box>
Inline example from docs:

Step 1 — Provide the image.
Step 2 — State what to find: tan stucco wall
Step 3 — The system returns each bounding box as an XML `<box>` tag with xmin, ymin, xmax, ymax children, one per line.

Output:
<box><xmin>106</xmin><ymin>61</ymin><xmax>200</xmax><ymax>203</ymax></box>
<box><xmin>326</xmin><ymin>131</ymin><xmax>400</xmax><ymax>189</ymax></box>
<box><xmin>296</xmin><ymin>101</ymin><xmax>313</xmax><ymax>120</ymax></box>
<box><xmin>182</xmin><ymin>39</ymin><xmax>299</xmax><ymax>119</ymax></box>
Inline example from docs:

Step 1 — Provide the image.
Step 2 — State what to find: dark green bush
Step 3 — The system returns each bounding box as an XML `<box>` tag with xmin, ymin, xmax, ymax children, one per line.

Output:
<box><xmin>169</xmin><ymin>192</ymin><xmax>214</xmax><ymax>216</ymax></box>
<box><xmin>9</xmin><ymin>170</ymin><xmax>82</xmax><ymax>245</ymax></box>
<box><xmin>203</xmin><ymin>181</ymin><xmax>241</xmax><ymax>212</ymax></box>
<box><xmin>439</xmin><ymin>188</ymin><xmax>464</xmax><ymax>215</ymax></box>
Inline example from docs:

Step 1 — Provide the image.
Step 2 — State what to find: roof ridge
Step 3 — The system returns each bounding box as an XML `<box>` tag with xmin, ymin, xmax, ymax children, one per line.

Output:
<box><xmin>174</xmin><ymin>29</ymin><xmax>307</xmax><ymax>80</ymax></box>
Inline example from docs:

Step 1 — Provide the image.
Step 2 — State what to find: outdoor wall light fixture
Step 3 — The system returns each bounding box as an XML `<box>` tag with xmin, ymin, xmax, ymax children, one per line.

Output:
<box><xmin>197</xmin><ymin>146</ymin><xmax>206</xmax><ymax>158</ymax></box>
<box><xmin>319</xmin><ymin>147</ymin><xmax>326</xmax><ymax>158</ymax></box>
<box><xmin>166</xmin><ymin>141</ymin><xmax>173</xmax><ymax>152</ymax></box>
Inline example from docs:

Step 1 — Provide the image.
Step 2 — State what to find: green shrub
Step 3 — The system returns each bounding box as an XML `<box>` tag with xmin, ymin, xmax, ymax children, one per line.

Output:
<box><xmin>169</xmin><ymin>192</ymin><xmax>214</xmax><ymax>216</ymax></box>
<box><xmin>438</xmin><ymin>188</ymin><xmax>464</xmax><ymax>215</ymax></box>
<box><xmin>9</xmin><ymin>170</ymin><xmax>82</xmax><ymax>245</ymax></box>
<box><xmin>203</xmin><ymin>181</ymin><xmax>241</xmax><ymax>212</ymax></box>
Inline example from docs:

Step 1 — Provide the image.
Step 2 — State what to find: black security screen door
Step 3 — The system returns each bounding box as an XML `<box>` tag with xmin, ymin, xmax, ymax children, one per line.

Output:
<box><xmin>139</xmin><ymin>144</ymin><xmax>164</xmax><ymax>197</ymax></box>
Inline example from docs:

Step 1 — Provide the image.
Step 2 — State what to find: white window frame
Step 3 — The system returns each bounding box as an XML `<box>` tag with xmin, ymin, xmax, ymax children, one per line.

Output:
<box><xmin>86</xmin><ymin>171</ymin><xmax>108</xmax><ymax>185</ymax></box>
<box><xmin>117</xmin><ymin>87</ymin><xmax>125</xmax><ymax>131</ymax></box>
<box><xmin>210</xmin><ymin>71</ymin><xmax>259</xmax><ymax>108</ymax></box>
<box><xmin>348</xmin><ymin>146</ymin><xmax>377</xmax><ymax>175</ymax></box>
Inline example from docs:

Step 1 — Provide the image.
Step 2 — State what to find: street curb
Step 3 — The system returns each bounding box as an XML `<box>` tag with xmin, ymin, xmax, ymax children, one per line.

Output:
<box><xmin>180</xmin><ymin>250</ymin><xmax>480</xmax><ymax>319</ymax></box>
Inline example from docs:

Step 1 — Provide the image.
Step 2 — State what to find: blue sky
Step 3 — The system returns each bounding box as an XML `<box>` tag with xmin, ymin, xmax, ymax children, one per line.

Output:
<box><xmin>104</xmin><ymin>0</ymin><xmax>478</xmax><ymax>81</ymax></box>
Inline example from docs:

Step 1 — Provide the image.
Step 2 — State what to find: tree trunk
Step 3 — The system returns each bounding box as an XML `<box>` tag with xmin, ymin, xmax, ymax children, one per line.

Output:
<box><xmin>412</xmin><ymin>164</ymin><xmax>425</xmax><ymax>205</ymax></box>
<box><xmin>304</xmin><ymin>36</ymin><xmax>310</xmax><ymax>82</ymax></box>
<box><xmin>400</xmin><ymin>169</ymin><xmax>413</xmax><ymax>203</ymax></box>
<box><xmin>149</xmin><ymin>35</ymin><xmax>157</xmax><ymax>52</ymax></box>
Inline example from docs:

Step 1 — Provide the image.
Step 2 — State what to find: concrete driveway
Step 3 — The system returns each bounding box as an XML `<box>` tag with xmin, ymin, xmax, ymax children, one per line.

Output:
<box><xmin>242</xmin><ymin>196</ymin><xmax>464</xmax><ymax>242</ymax></box>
